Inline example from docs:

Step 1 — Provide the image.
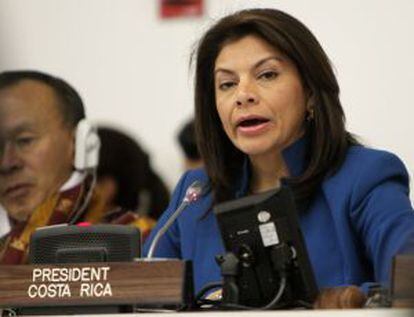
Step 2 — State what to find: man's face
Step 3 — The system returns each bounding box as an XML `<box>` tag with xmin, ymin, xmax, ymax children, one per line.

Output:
<box><xmin>0</xmin><ymin>80</ymin><xmax>74</xmax><ymax>221</ymax></box>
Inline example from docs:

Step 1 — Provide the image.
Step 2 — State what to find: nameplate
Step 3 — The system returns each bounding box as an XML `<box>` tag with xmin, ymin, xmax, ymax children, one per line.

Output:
<box><xmin>392</xmin><ymin>254</ymin><xmax>414</xmax><ymax>308</ymax></box>
<box><xmin>0</xmin><ymin>260</ymin><xmax>192</xmax><ymax>308</ymax></box>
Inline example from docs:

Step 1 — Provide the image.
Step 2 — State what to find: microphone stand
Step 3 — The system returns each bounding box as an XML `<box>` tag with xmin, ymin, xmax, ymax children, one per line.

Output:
<box><xmin>146</xmin><ymin>180</ymin><xmax>205</xmax><ymax>259</ymax></box>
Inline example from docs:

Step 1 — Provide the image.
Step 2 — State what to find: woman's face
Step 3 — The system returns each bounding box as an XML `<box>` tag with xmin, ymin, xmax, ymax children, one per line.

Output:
<box><xmin>214</xmin><ymin>35</ymin><xmax>308</xmax><ymax>160</ymax></box>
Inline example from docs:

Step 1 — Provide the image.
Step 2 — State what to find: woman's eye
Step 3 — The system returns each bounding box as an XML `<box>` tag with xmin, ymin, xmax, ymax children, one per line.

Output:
<box><xmin>16</xmin><ymin>137</ymin><xmax>34</xmax><ymax>147</ymax></box>
<box><xmin>259</xmin><ymin>71</ymin><xmax>278</xmax><ymax>80</ymax></box>
<box><xmin>218</xmin><ymin>81</ymin><xmax>236</xmax><ymax>91</ymax></box>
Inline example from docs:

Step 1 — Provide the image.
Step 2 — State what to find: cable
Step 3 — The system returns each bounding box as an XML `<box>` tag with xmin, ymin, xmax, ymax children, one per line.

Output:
<box><xmin>223</xmin><ymin>275</ymin><xmax>287</xmax><ymax>310</ymax></box>
<box><xmin>293</xmin><ymin>300</ymin><xmax>313</xmax><ymax>309</ymax></box>
<box><xmin>198</xmin><ymin>274</ymin><xmax>288</xmax><ymax>311</ymax></box>
<box><xmin>69</xmin><ymin>170</ymin><xmax>97</xmax><ymax>225</ymax></box>
<box><xmin>260</xmin><ymin>275</ymin><xmax>287</xmax><ymax>310</ymax></box>
<box><xmin>195</xmin><ymin>281</ymin><xmax>223</xmax><ymax>302</ymax></box>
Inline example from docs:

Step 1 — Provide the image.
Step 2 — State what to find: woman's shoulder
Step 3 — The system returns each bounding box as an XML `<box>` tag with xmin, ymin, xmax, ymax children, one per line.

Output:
<box><xmin>176</xmin><ymin>168</ymin><xmax>209</xmax><ymax>189</ymax></box>
<box><xmin>339</xmin><ymin>145</ymin><xmax>408</xmax><ymax>177</ymax></box>
<box><xmin>347</xmin><ymin>145</ymin><xmax>404</xmax><ymax>163</ymax></box>
<box><xmin>323</xmin><ymin>145</ymin><xmax>410</xmax><ymax>201</ymax></box>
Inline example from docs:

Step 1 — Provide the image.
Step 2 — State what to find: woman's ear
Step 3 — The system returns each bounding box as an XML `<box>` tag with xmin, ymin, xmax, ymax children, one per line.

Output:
<box><xmin>306</xmin><ymin>89</ymin><xmax>316</xmax><ymax>111</ymax></box>
<box><xmin>305</xmin><ymin>90</ymin><xmax>316</xmax><ymax>122</ymax></box>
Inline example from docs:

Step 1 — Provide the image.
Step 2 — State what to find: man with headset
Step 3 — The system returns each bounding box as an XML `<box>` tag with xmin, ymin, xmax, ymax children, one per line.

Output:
<box><xmin>0</xmin><ymin>70</ymin><xmax>149</xmax><ymax>264</ymax></box>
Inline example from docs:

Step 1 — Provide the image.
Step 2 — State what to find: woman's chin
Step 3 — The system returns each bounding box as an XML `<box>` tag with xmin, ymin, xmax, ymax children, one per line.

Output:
<box><xmin>240</xmin><ymin>146</ymin><xmax>279</xmax><ymax>159</ymax></box>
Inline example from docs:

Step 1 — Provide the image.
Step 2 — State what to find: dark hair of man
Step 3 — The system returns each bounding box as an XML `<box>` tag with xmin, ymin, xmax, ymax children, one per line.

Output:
<box><xmin>192</xmin><ymin>8</ymin><xmax>359</xmax><ymax>207</ymax></box>
<box><xmin>97</xmin><ymin>127</ymin><xmax>170</xmax><ymax>220</ymax></box>
<box><xmin>0</xmin><ymin>70</ymin><xmax>85</xmax><ymax>128</ymax></box>
<box><xmin>177</xmin><ymin>119</ymin><xmax>201</xmax><ymax>160</ymax></box>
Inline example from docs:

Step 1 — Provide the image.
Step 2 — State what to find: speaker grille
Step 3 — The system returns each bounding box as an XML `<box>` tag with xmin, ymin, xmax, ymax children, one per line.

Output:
<box><xmin>29</xmin><ymin>225</ymin><xmax>140</xmax><ymax>264</ymax></box>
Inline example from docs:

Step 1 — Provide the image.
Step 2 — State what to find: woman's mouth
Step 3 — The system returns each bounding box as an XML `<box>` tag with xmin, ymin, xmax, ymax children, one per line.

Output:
<box><xmin>236</xmin><ymin>117</ymin><xmax>271</xmax><ymax>136</ymax></box>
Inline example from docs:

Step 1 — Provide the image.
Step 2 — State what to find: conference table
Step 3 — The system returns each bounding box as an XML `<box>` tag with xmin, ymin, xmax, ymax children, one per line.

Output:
<box><xmin>1</xmin><ymin>257</ymin><xmax>413</xmax><ymax>316</ymax></box>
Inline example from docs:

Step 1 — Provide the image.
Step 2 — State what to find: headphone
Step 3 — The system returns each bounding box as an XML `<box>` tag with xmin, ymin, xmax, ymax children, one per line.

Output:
<box><xmin>74</xmin><ymin>119</ymin><xmax>100</xmax><ymax>171</ymax></box>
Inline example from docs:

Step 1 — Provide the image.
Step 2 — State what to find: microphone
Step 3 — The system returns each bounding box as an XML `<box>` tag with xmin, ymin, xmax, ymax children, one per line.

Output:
<box><xmin>146</xmin><ymin>180</ymin><xmax>205</xmax><ymax>259</ymax></box>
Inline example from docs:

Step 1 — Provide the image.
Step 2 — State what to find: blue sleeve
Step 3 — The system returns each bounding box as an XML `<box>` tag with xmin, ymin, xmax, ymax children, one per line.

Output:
<box><xmin>349</xmin><ymin>151</ymin><xmax>414</xmax><ymax>285</ymax></box>
<box><xmin>143</xmin><ymin>171</ymin><xmax>192</xmax><ymax>258</ymax></box>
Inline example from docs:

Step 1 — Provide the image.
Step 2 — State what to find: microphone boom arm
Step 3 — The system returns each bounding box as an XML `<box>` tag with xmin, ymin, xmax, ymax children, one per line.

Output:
<box><xmin>146</xmin><ymin>180</ymin><xmax>205</xmax><ymax>259</ymax></box>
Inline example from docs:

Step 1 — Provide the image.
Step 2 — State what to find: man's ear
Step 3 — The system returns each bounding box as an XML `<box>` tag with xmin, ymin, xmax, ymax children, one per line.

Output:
<box><xmin>69</xmin><ymin>128</ymin><xmax>76</xmax><ymax>168</ymax></box>
<box><xmin>73</xmin><ymin>119</ymin><xmax>100</xmax><ymax>171</ymax></box>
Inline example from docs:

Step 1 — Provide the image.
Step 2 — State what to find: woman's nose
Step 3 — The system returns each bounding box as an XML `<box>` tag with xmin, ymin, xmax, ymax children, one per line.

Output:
<box><xmin>235</xmin><ymin>81</ymin><xmax>259</xmax><ymax>107</ymax></box>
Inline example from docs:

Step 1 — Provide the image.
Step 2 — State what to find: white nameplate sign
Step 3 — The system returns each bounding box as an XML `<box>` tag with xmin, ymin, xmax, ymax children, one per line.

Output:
<box><xmin>28</xmin><ymin>266</ymin><xmax>112</xmax><ymax>298</ymax></box>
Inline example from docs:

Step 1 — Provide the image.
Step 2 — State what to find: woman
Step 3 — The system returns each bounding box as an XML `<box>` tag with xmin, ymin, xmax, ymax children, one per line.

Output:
<box><xmin>94</xmin><ymin>126</ymin><xmax>170</xmax><ymax>239</ymax></box>
<box><xmin>144</xmin><ymin>8</ymin><xmax>414</xmax><ymax>307</ymax></box>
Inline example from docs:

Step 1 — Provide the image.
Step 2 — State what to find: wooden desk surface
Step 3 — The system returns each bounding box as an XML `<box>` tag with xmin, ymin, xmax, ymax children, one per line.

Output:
<box><xmin>5</xmin><ymin>308</ymin><xmax>409</xmax><ymax>317</ymax></box>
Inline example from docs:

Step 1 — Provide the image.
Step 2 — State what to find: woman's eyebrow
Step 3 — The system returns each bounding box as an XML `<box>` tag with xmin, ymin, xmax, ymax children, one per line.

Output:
<box><xmin>214</xmin><ymin>68</ymin><xmax>234</xmax><ymax>77</ymax></box>
<box><xmin>214</xmin><ymin>56</ymin><xmax>284</xmax><ymax>76</ymax></box>
<box><xmin>253</xmin><ymin>56</ymin><xmax>284</xmax><ymax>69</ymax></box>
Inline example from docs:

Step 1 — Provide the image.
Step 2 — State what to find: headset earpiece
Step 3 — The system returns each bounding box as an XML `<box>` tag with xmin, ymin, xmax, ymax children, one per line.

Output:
<box><xmin>74</xmin><ymin>119</ymin><xmax>100</xmax><ymax>171</ymax></box>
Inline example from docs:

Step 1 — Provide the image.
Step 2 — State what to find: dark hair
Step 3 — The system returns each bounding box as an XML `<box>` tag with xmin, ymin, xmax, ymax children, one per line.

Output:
<box><xmin>97</xmin><ymin>127</ymin><xmax>170</xmax><ymax>219</ymax></box>
<box><xmin>177</xmin><ymin>119</ymin><xmax>200</xmax><ymax>160</ymax></box>
<box><xmin>193</xmin><ymin>8</ymin><xmax>358</xmax><ymax>206</ymax></box>
<box><xmin>0</xmin><ymin>70</ymin><xmax>85</xmax><ymax>128</ymax></box>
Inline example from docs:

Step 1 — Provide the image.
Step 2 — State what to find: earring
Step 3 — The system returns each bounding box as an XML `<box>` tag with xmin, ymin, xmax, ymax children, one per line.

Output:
<box><xmin>306</xmin><ymin>107</ymin><xmax>315</xmax><ymax>122</ymax></box>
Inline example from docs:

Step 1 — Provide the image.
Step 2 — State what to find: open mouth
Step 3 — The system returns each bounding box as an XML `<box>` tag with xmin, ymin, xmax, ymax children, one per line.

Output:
<box><xmin>237</xmin><ymin>118</ymin><xmax>269</xmax><ymax>127</ymax></box>
<box><xmin>235</xmin><ymin>116</ymin><xmax>271</xmax><ymax>135</ymax></box>
<box><xmin>237</xmin><ymin>117</ymin><xmax>269</xmax><ymax>128</ymax></box>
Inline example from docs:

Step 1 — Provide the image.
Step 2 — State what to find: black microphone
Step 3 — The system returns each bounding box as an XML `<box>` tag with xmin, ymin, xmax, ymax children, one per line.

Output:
<box><xmin>146</xmin><ymin>180</ymin><xmax>205</xmax><ymax>259</ymax></box>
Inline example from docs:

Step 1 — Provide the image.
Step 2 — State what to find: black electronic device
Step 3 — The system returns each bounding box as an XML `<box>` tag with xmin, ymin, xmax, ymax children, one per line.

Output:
<box><xmin>214</xmin><ymin>186</ymin><xmax>318</xmax><ymax>308</ymax></box>
<box><xmin>15</xmin><ymin>224</ymin><xmax>141</xmax><ymax>315</ymax></box>
<box><xmin>29</xmin><ymin>224</ymin><xmax>140</xmax><ymax>264</ymax></box>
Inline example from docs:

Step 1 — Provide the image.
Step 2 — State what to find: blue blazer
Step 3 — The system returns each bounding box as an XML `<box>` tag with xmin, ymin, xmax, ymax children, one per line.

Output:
<box><xmin>144</xmin><ymin>139</ymin><xmax>414</xmax><ymax>295</ymax></box>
